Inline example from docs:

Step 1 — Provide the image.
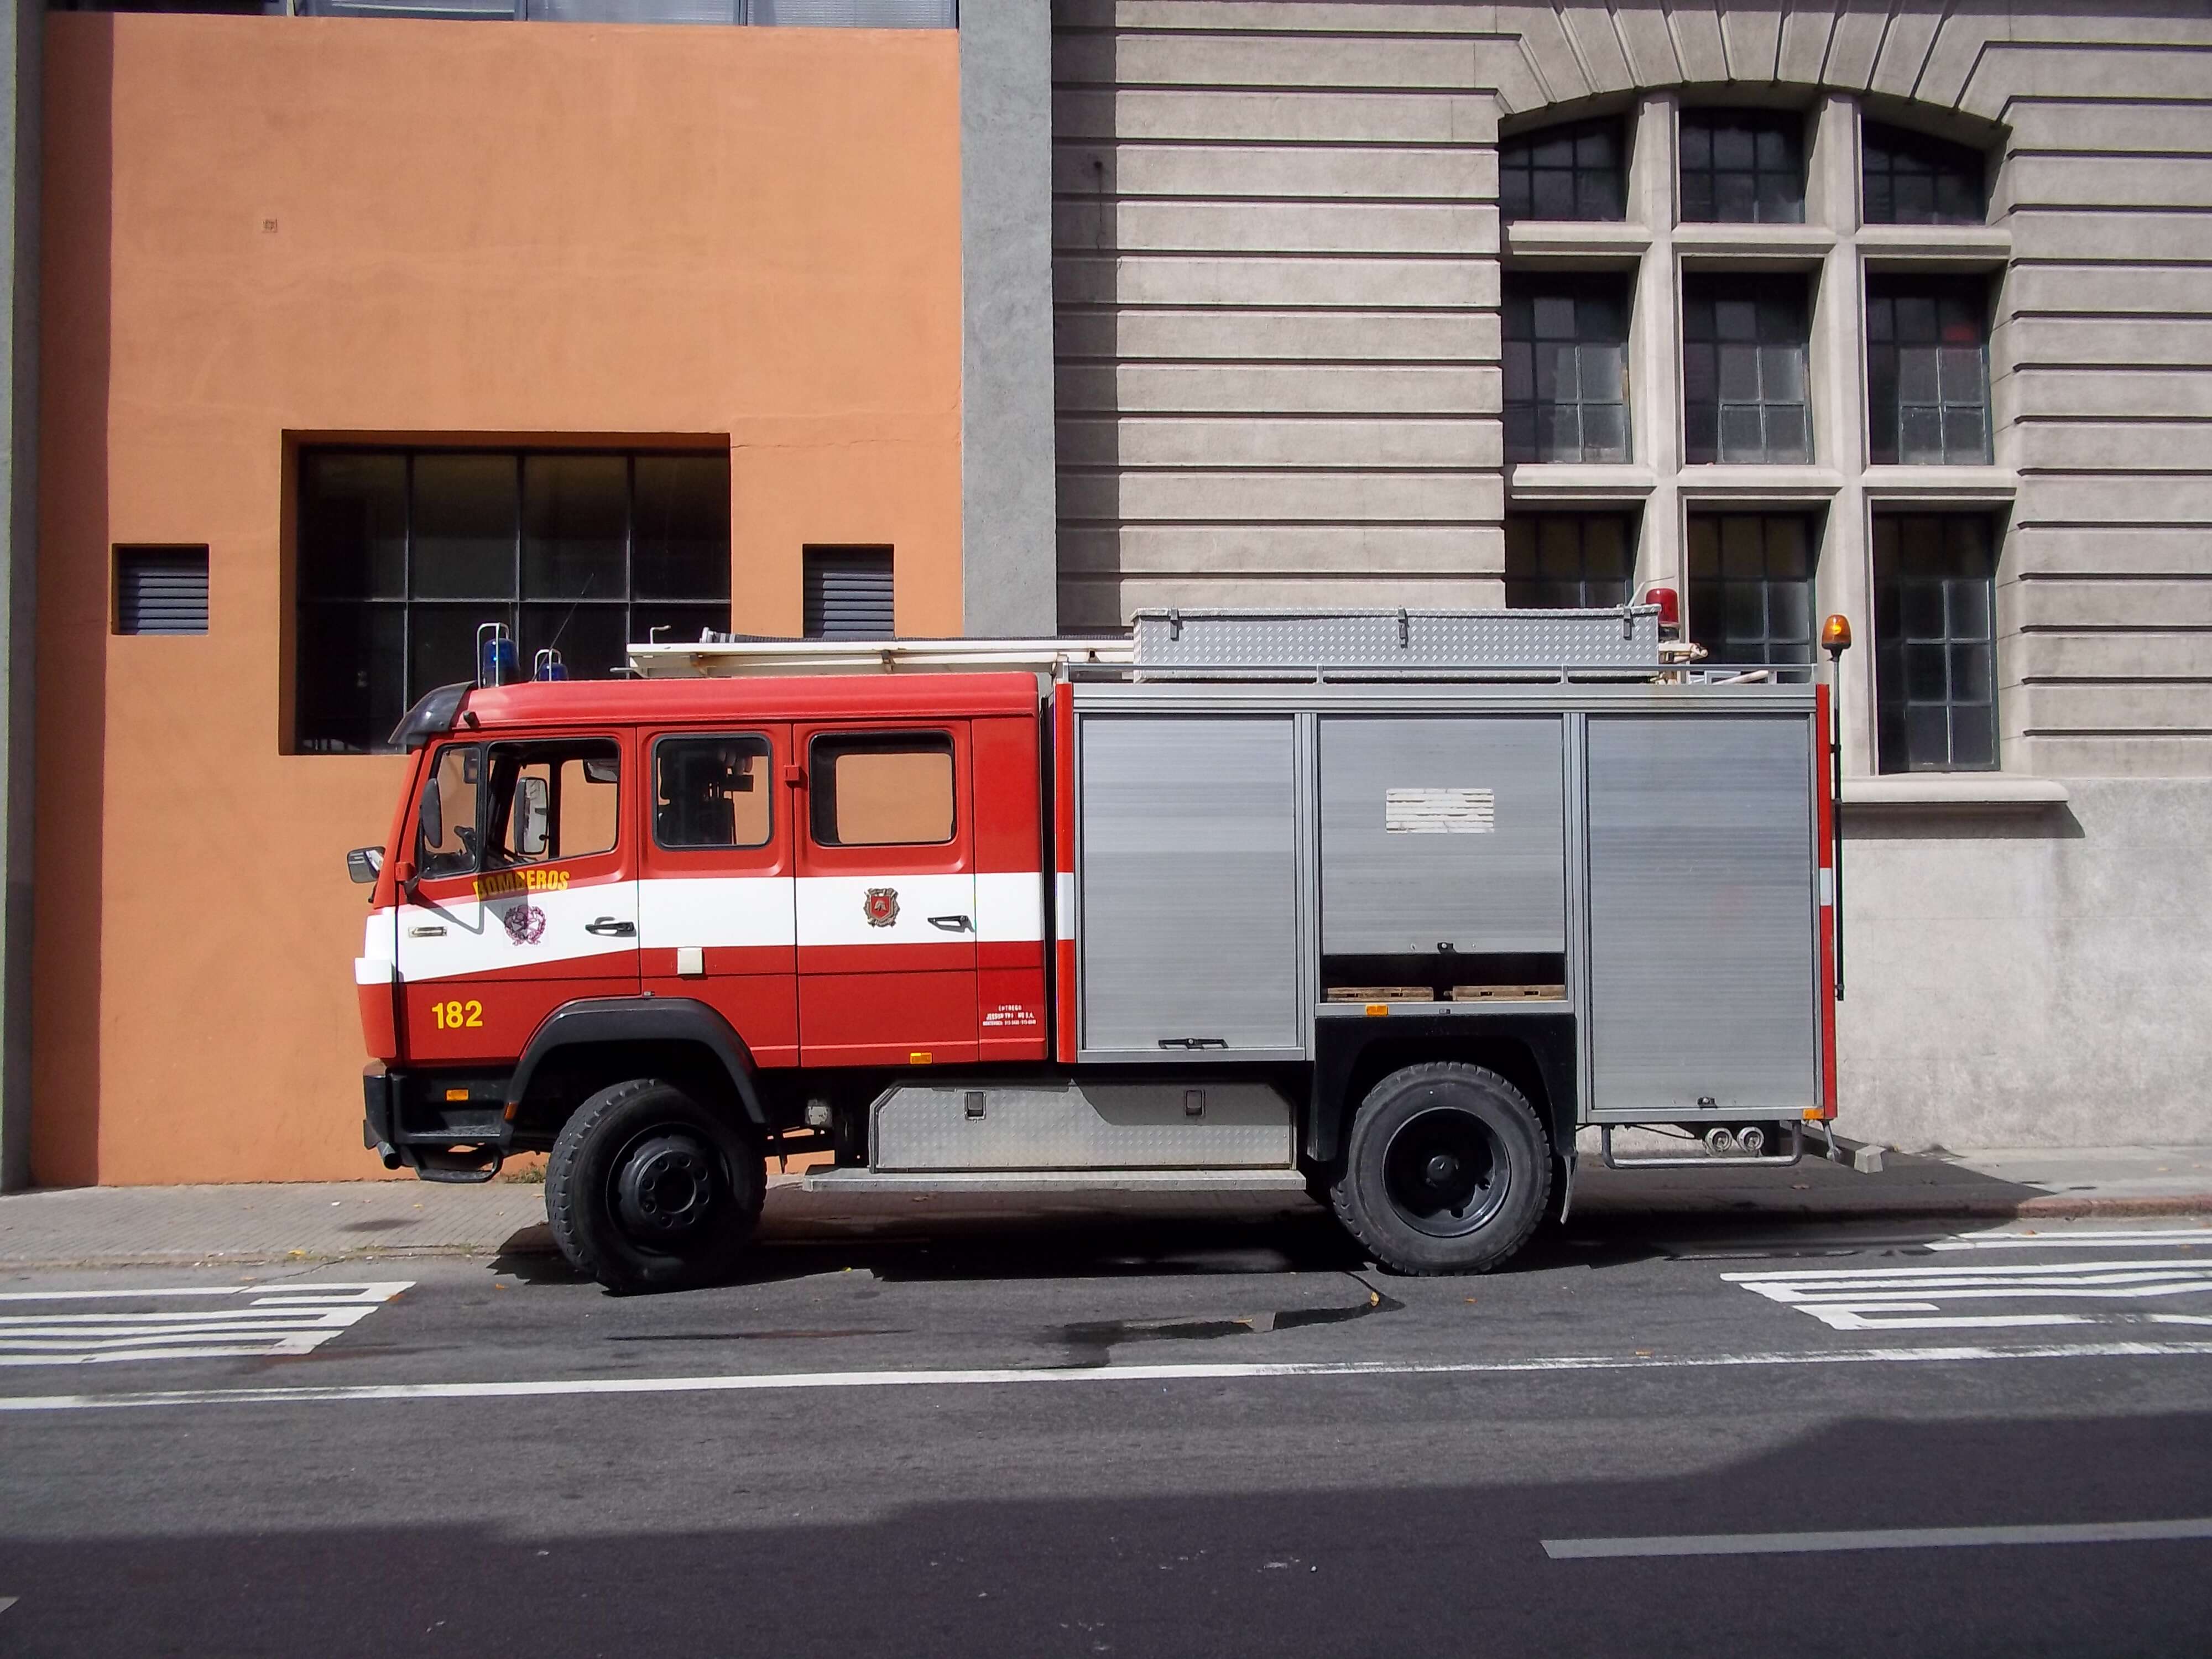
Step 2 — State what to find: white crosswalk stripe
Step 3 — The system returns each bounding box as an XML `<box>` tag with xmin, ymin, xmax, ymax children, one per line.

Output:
<box><xmin>1726</xmin><ymin>1253</ymin><xmax>2212</xmax><ymax>1332</ymax></box>
<box><xmin>0</xmin><ymin>1283</ymin><xmax>411</xmax><ymax>1366</ymax></box>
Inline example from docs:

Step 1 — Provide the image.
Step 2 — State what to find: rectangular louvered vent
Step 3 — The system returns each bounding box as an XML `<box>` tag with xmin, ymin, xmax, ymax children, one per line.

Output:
<box><xmin>115</xmin><ymin>547</ymin><xmax>209</xmax><ymax>636</ymax></box>
<box><xmin>803</xmin><ymin>546</ymin><xmax>894</xmax><ymax>640</ymax></box>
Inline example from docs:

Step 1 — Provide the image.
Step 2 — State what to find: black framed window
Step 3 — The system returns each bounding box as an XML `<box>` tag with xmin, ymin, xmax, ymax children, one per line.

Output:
<box><xmin>1504</xmin><ymin>514</ymin><xmax>1636</xmax><ymax>608</ymax></box>
<box><xmin>808</xmin><ymin>732</ymin><xmax>955</xmax><ymax>847</ymax></box>
<box><xmin>1683</xmin><ymin>275</ymin><xmax>1812</xmax><ymax>465</ymax></box>
<box><xmin>1874</xmin><ymin>514</ymin><xmax>1999</xmax><ymax>773</ymax></box>
<box><xmin>295</xmin><ymin>448</ymin><xmax>730</xmax><ymax>754</ymax></box>
<box><xmin>1499</xmin><ymin>117</ymin><xmax>1626</xmax><ymax>223</ymax></box>
<box><xmin>1863</xmin><ymin>122</ymin><xmax>1987</xmax><ymax>225</ymax></box>
<box><xmin>1687</xmin><ymin>513</ymin><xmax>1817</xmax><ymax>667</ymax></box>
<box><xmin>1680</xmin><ymin>111</ymin><xmax>1806</xmax><ymax>223</ymax></box>
<box><xmin>1867</xmin><ymin>277</ymin><xmax>1992</xmax><ymax>466</ymax></box>
<box><xmin>653</xmin><ymin>734</ymin><xmax>773</xmax><ymax>850</ymax></box>
<box><xmin>1504</xmin><ymin>275</ymin><xmax>1631</xmax><ymax>464</ymax></box>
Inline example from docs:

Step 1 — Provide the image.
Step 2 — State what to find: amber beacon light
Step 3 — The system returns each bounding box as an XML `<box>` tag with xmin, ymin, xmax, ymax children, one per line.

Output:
<box><xmin>1821</xmin><ymin>613</ymin><xmax>1853</xmax><ymax>659</ymax></box>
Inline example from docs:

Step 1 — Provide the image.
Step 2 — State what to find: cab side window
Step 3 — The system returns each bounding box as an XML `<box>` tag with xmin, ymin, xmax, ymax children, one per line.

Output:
<box><xmin>485</xmin><ymin>740</ymin><xmax>620</xmax><ymax>868</ymax></box>
<box><xmin>655</xmin><ymin>735</ymin><xmax>771</xmax><ymax>849</ymax></box>
<box><xmin>416</xmin><ymin>744</ymin><xmax>482</xmax><ymax>881</ymax></box>
<box><xmin>810</xmin><ymin>732</ymin><xmax>954</xmax><ymax>847</ymax></box>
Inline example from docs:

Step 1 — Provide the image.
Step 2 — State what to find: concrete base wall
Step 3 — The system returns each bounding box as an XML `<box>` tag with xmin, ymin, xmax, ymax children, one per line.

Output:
<box><xmin>1837</xmin><ymin>780</ymin><xmax>2210</xmax><ymax>1150</ymax></box>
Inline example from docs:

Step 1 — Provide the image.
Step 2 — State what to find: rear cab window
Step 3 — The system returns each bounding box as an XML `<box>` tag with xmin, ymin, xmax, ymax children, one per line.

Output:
<box><xmin>809</xmin><ymin>732</ymin><xmax>954</xmax><ymax>847</ymax></box>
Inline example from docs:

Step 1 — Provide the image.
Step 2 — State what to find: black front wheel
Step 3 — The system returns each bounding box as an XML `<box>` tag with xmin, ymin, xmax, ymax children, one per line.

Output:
<box><xmin>546</xmin><ymin>1079</ymin><xmax>764</xmax><ymax>1294</ymax></box>
<box><xmin>1329</xmin><ymin>1062</ymin><xmax>1550</xmax><ymax>1275</ymax></box>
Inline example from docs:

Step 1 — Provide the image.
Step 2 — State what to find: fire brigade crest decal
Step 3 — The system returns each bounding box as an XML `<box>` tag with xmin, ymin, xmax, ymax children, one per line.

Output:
<box><xmin>863</xmin><ymin>888</ymin><xmax>900</xmax><ymax>928</ymax></box>
<box><xmin>502</xmin><ymin>902</ymin><xmax>547</xmax><ymax>947</ymax></box>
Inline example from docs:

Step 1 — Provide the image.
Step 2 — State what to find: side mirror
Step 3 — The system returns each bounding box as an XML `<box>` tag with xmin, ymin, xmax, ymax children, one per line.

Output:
<box><xmin>418</xmin><ymin>775</ymin><xmax>444</xmax><ymax>849</ymax></box>
<box><xmin>346</xmin><ymin>847</ymin><xmax>384</xmax><ymax>886</ymax></box>
<box><xmin>514</xmin><ymin>775</ymin><xmax>550</xmax><ymax>858</ymax></box>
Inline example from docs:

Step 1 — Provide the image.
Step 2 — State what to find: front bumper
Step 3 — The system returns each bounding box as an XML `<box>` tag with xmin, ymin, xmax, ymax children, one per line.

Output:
<box><xmin>363</xmin><ymin>1064</ymin><xmax>513</xmax><ymax>1182</ymax></box>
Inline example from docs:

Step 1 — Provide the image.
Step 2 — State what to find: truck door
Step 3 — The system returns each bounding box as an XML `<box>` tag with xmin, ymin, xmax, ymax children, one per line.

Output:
<box><xmin>637</xmin><ymin>727</ymin><xmax>798</xmax><ymax>1067</ymax></box>
<box><xmin>795</xmin><ymin>722</ymin><xmax>979</xmax><ymax>1066</ymax></box>
<box><xmin>395</xmin><ymin>733</ymin><xmax>639</xmax><ymax>1065</ymax></box>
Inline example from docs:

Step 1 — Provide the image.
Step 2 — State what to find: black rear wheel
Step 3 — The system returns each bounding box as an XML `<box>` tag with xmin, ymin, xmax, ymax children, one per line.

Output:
<box><xmin>1329</xmin><ymin>1062</ymin><xmax>1550</xmax><ymax>1275</ymax></box>
<box><xmin>546</xmin><ymin>1078</ymin><xmax>763</xmax><ymax>1294</ymax></box>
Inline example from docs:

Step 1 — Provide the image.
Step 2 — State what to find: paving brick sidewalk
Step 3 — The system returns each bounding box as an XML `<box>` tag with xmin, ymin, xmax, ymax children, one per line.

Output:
<box><xmin>1</xmin><ymin>1144</ymin><xmax>2207</xmax><ymax>1269</ymax></box>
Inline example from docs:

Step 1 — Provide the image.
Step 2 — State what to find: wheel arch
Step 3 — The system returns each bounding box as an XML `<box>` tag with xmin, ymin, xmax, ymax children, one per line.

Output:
<box><xmin>508</xmin><ymin>998</ymin><xmax>770</xmax><ymax>1142</ymax></box>
<box><xmin>1308</xmin><ymin>1012</ymin><xmax>1577</xmax><ymax>1172</ymax></box>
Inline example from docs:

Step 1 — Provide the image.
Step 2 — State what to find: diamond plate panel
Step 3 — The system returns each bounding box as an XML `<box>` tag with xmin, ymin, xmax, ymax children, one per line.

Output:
<box><xmin>1131</xmin><ymin>608</ymin><xmax>1660</xmax><ymax>670</ymax></box>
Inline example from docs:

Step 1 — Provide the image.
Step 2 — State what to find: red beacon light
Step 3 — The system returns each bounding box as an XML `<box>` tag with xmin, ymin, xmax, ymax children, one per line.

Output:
<box><xmin>1643</xmin><ymin>585</ymin><xmax>1681</xmax><ymax>632</ymax></box>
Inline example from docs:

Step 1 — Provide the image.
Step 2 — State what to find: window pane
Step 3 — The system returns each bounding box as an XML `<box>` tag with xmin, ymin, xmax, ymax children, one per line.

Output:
<box><xmin>1503</xmin><ymin>272</ymin><xmax>1632</xmax><ymax>464</ymax></box>
<box><xmin>417</xmin><ymin>744</ymin><xmax>483</xmax><ymax>881</ymax></box>
<box><xmin>487</xmin><ymin>742</ymin><xmax>619</xmax><ymax>868</ymax></box>
<box><xmin>811</xmin><ymin>733</ymin><xmax>956</xmax><ymax>847</ymax></box>
<box><xmin>300</xmin><ymin>453</ymin><xmax>405</xmax><ymax>600</ymax></box>
<box><xmin>634</xmin><ymin>456</ymin><xmax>731</xmax><ymax>602</ymax></box>
<box><xmin>655</xmin><ymin>735</ymin><xmax>771</xmax><ymax>851</ymax></box>
<box><xmin>1499</xmin><ymin>118</ymin><xmax>1625</xmax><ymax>224</ymax></box>
<box><xmin>520</xmin><ymin>602</ymin><xmax>629</xmax><ymax>684</ymax></box>
<box><xmin>1863</xmin><ymin>122</ymin><xmax>1987</xmax><ymax>225</ymax></box>
<box><xmin>296</xmin><ymin>601</ymin><xmax>404</xmax><ymax>755</ymax></box>
<box><xmin>1682</xmin><ymin>111</ymin><xmax>1805</xmax><ymax>223</ymax></box>
<box><xmin>411</xmin><ymin>455</ymin><xmax>516</xmax><ymax>600</ymax></box>
<box><xmin>1687</xmin><ymin>513</ymin><xmax>1818</xmax><ymax>666</ymax></box>
<box><xmin>1873</xmin><ymin>513</ymin><xmax>2000</xmax><ymax>772</ymax></box>
<box><xmin>523</xmin><ymin>455</ymin><xmax>626</xmax><ymax>601</ymax></box>
<box><xmin>1504</xmin><ymin>513</ymin><xmax>1637</xmax><ymax>608</ymax></box>
<box><xmin>410</xmin><ymin>604</ymin><xmax>489</xmax><ymax>706</ymax></box>
<box><xmin>630</xmin><ymin>602</ymin><xmax>733</xmax><ymax>653</ymax></box>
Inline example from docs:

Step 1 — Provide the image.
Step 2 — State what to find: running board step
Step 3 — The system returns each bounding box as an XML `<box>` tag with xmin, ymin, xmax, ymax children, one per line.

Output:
<box><xmin>800</xmin><ymin>1169</ymin><xmax>1311</xmax><ymax>1196</ymax></box>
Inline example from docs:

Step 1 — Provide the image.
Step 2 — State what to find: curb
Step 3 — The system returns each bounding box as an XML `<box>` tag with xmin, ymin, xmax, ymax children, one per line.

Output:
<box><xmin>3</xmin><ymin>1193</ymin><xmax>2208</xmax><ymax>1270</ymax></box>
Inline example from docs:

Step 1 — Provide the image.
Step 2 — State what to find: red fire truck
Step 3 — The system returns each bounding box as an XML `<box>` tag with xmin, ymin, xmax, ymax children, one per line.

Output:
<box><xmin>352</xmin><ymin>607</ymin><xmax>1856</xmax><ymax>1292</ymax></box>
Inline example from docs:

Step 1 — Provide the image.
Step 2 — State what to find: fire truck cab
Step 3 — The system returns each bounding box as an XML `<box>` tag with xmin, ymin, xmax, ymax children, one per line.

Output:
<box><xmin>353</xmin><ymin>607</ymin><xmax>1850</xmax><ymax>1292</ymax></box>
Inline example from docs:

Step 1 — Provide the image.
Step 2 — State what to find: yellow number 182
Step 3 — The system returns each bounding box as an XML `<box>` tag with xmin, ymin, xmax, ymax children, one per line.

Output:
<box><xmin>431</xmin><ymin>999</ymin><xmax>484</xmax><ymax>1031</ymax></box>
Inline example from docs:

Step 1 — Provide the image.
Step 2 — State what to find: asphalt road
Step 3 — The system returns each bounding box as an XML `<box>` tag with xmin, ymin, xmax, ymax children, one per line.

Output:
<box><xmin>3</xmin><ymin>1200</ymin><xmax>2210</xmax><ymax>1657</ymax></box>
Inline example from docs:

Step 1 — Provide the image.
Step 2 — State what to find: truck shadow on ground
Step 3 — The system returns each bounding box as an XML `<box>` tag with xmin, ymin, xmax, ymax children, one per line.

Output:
<box><xmin>484</xmin><ymin>1147</ymin><xmax>2057</xmax><ymax>1294</ymax></box>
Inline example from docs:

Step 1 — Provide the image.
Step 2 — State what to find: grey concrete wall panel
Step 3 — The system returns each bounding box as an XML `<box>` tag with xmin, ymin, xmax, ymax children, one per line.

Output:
<box><xmin>871</xmin><ymin>1080</ymin><xmax>1296</xmax><ymax>1170</ymax></box>
<box><xmin>0</xmin><ymin>0</ymin><xmax>35</xmax><ymax>1194</ymax></box>
<box><xmin>1078</xmin><ymin>712</ymin><xmax>1302</xmax><ymax>1055</ymax></box>
<box><xmin>1318</xmin><ymin>715</ymin><xmax>1566</xmax><ymax>957</ymax></box>
<box><xmin>1585</xmin><ymin>714</ymin><xmax>1818</xmax><ymax>1118</ymax></box>
<box><xmin>960</xmin><ymin>0</ymin><xmax>1059</xmax><ymax>636</ymax></box>
<box><xmin>1051</xmin><ymin>0</ymin><xmax>1505</xmax><ymax>626</ymax></box>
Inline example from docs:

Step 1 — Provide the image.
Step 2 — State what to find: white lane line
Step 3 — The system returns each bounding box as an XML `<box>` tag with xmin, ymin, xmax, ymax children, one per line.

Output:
<box><xmin>1927</xmin><ymin>1230</ymin><xmax>2211</xmax><ymax>1252</ymax></box>
<box><xmin>1724</xmin><ymin>1258</ymin><xmax>2212</xmax><ymax>1331</ymax></box>
<box><xmin>2</xmin><ymin>1338</ymin><xmax>2209</xmax><ymax>1415</ymax></box>
<box><xmin>0</xmin><ymin>1596</ymin><xmax>14</xmax><ymax>1614</ymax></box>
<box><xmin>1543</xmin><ymin>1517</ymin><xmax>2212</xmax><ymax>1559</ymax></box>
<box><xmin>0</xmin><ymin>1284</ymin><xmax>410</xmax><ymax>1367</ymax></box>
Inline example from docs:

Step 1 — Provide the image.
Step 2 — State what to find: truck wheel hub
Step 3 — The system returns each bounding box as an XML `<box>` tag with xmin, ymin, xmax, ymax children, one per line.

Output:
<box><xmin>615</xmin><ymin>1134</ymin><xmax>716</xmax><ymax>1238</ymax></box>
<box><xmin>1383</xmin><ymin>1107</ymin><xmax>1507</xmax><ymax>1239</ymax></box>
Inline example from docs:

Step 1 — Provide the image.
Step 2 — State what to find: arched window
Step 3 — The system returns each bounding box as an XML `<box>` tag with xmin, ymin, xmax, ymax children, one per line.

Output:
<box><xmin>1498</xmin><ymin>117</ymin><xmax>1626</xmax><ymax>222</ymax></box>
<box><xmin>1862</xmin><ymin>122</ymin><xmax>1988</xmax><ymax>225</ymax></box>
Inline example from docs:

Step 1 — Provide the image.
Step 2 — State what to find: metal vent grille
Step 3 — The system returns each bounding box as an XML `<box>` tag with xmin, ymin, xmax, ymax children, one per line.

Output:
<box><xmin>115</xmin><ymin>548</ymin><xmax>209</xmax><ymax>636</ymax></box>
<box><xmin>804</xmin><ymin>547</ymin><xmax>894</xmax><ymax>640</ymax></box>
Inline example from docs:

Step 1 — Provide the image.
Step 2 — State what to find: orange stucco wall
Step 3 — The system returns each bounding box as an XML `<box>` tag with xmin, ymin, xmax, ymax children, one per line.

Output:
<box><xmin>34</xmin><ymin>14</ymin><xmax>962</xmax><ymax>1185</ymax></box>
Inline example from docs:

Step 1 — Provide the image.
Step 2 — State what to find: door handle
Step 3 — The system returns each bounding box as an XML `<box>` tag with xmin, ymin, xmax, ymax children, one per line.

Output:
<box><xmin>1157</xmin><ymin>1037</ymin><xmax>1228</xmax><ymax>1050</ymax></box>
<box><xmin>927</xmin><ymin>914</ymin><xmax>973</xmax><ymax>933</ymax></box>
<box><xmin>586</xmin><ymin>917</ymin><xmax>637</xmax><ymax>937</ymax></box>
<box><xmin>408</xmin><ymin>925</ymin><xmax>446</xmax><ymax>938</ymax></box>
